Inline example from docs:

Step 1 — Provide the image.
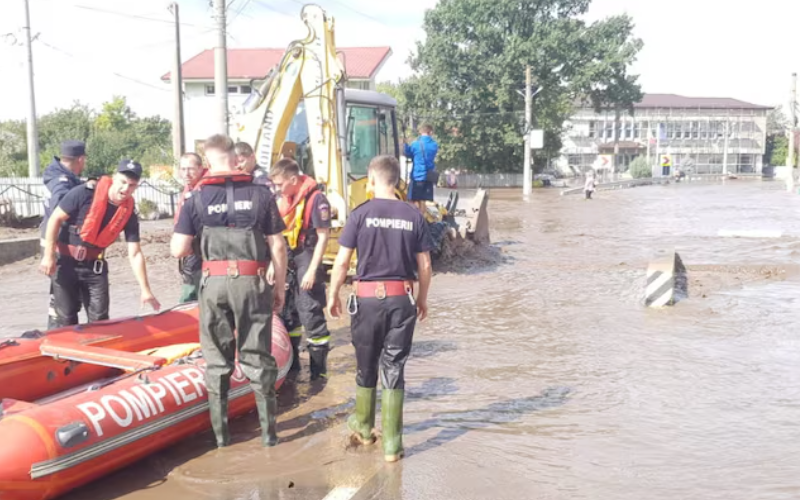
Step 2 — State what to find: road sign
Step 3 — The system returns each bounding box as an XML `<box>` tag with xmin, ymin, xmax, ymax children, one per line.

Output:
<box><xmin>528</xmin><ymin>129</ymin><xmax>544</xmax><ymax>149</ymax></box>
<box><xmin>661</xmin><ymin>155</ymin><xmax>672</xmax><ymax>167</ymax></box>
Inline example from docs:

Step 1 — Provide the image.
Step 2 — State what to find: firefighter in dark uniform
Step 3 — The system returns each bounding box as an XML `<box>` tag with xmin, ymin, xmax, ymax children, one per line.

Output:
<box><xmin>39</xmin><ymin>160</ymin><xmax>161</xmax><ymax>326</ymax></box>
<box><xmin>175</xmin><ymin>152</ymin><xmax>207</xmax><ymax>303</ymax></box>
<box><xmin>40</xmin><ymin>140</ymin><xmax>89</xmax><ymax>329</ymax></box>
<box><xmin>328</xmin><ymin>155</ymin><xmax>434</xmax><ymax>462</ymax></box>
<box><xmin>270</xmin><ymin>158</ymin><xmax>332</xmax><ymax>380</ymax></box>
<box><xmin>170</xmin><ymin>134</ymin><xmax>288</xmax><ymax>448</ymax></box>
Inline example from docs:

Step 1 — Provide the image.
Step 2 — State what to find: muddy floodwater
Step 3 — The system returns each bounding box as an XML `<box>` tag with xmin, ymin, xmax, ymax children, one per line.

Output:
<box><xmin>4</xmin><ymin>180</ymin><xmax>800</xmax><ymax>499</ymax></box>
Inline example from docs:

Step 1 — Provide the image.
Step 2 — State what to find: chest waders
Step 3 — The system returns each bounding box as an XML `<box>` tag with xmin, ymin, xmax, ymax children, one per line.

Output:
<box><xmin>194</xmin><ymin>179</ymin><xmax>279</xmax><ymax>447</ymax></box>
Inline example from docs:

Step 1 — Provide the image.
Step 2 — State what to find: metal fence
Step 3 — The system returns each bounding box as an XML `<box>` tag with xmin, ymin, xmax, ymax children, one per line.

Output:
<box><xmin>444</xmin><ymin>173</ymin><xmax>525</xmax><ymax>188</ymax></box>
<box><xmin>0</xmin><ymin>177</ymin><xmax>180</xmax><ymax>219</ymax></box>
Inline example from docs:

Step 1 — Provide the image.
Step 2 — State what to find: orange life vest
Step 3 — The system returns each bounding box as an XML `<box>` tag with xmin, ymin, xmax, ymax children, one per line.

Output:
<box><xmin>79</xmin><ymin>175</ymin><xmax>135</xmax><ymax>249</ymax></box>
<box><xmin>195</xmin><ymin>171</ymin><xmax>253</xmax><ymax>187</ymax></box>
<box><xmin>278</xmin><ymin>175</ymin><xmax>322</xmax><ymax>250</ymax></box>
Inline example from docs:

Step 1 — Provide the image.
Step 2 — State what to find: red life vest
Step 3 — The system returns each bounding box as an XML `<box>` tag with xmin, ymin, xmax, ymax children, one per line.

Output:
<box><xmin>195</xmin><ymin>171</ymin><xmax>253</xmax><ymax>187</ymax></box>
<box><xmin>78</xmin><ymin>175</ymin><xmax>135</xmax><ymax>249</ymax></box>
<box><xmin>277</xmin><ymin>175</ymin><xmax>322</xmax><ymax>250</ymax></box>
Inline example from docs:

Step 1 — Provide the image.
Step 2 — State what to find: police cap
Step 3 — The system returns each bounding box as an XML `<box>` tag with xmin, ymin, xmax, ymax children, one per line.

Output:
<box><xmin>60</xmin><ymin>140</ymin><xmax>86</xmax><ymax>158</ymax></box>
<box><xmin>117</xmin><ymin>159</ymin><xmax>143</xmax><ymax>181</ymax></box>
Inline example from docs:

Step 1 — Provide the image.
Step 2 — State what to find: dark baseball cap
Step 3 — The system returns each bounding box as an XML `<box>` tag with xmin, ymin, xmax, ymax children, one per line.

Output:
<box><xmin>117</xmin><ymin>159</ymin><xmax>143</xmax><ymax>181</ymax></box>
<box><xmin>60</xmin><ymin>140</ymin><xmax>86</xmax><ymax>158</ymax></box>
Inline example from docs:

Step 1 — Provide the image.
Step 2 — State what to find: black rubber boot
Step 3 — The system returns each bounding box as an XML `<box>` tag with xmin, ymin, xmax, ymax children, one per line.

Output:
<box><xmin>255</xmin><ymin>390</ymin><xmax>278</xmax><ymax>447</ymax></box>
<box><xmin>208</xmin><ymin>393</ymin><xmax>230</xmax><ymax>448</ymax></box>
<box><xmin>289</xmin><ymin>333</ymin><xmax>302</xmax><ymax>372</ymax></box>
<box><xmin>308</xmin><ymin>344</ymin><xmax>329</xmax><ymax>381</ymax></box>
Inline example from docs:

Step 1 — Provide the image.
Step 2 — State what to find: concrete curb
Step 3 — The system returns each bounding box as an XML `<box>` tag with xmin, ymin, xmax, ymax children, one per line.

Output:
<box><xmin>0</xmin><ymin>237</ymin><xmax>40</xmax><ymax>266</ymax></box>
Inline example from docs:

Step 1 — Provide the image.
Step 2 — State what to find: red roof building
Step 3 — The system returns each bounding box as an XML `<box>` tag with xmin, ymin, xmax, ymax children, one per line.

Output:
<box><xmin>162</xmin><ymin>46</ymin><xmax>392</xmax><ymax>86</ymax></box>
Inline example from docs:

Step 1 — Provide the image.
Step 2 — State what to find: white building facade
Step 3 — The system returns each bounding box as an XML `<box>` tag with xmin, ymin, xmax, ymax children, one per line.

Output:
<box><xmin>558</xmin><ymin>94</ymin><xmax>771</xmax><ymax>176</ymax></box>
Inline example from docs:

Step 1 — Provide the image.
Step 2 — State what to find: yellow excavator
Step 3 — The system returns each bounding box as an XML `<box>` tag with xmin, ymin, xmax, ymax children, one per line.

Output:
<box><xmin>231</xmin><ymin>3</ymin><xmax>489</xmax><ymax>269</ymax></box>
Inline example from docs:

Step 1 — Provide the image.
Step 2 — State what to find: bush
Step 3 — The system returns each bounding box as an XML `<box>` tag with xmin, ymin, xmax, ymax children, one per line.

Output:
<box><xmin>137</xmin><ymin>199</ymin><xmax>161</xmax><ymax>221</ymax></box>
<box><xmin>629</xmin><ymin>157</ymin><xmax>652</xmax><ymax>179</ymax></box>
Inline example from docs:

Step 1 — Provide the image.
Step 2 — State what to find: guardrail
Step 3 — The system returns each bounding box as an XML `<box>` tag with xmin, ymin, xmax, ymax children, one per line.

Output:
<box><xmin>560</xmin><ymin>173</ymin><xmax>765</xmax><ymax>196</ymax></box>
<box><xmin>0</xmin><ymin>177</ymin><xmax>180</xmax><ymax>218</ymax></box>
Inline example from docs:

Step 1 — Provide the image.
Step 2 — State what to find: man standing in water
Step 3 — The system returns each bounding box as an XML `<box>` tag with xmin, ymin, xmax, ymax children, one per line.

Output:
<box><xmin>171</xmin><ymin>134</ymin><xmax>287</xmax><ymax>448</ymax></box>
<box><xmin>328</xmin><ymin>155</ymin><xmax>434</xmax><ymax>462</ymax></box>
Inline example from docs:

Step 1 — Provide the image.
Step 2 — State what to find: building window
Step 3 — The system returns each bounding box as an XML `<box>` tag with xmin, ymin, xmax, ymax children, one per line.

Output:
<box><xmin>205</xmin><ymin>85</ymin><xmax>215</xmax><ymax>95</ymax></box>
<box><xmin>241</xmin><ymin>85</ymin><xmax>252</xmax><ymax>94</ymax></box>
<box><xmin>588</xmin><ymin>121</ymin><xmax>595</xmax><ymax>138</ymax></box>
<box><xmin>227</xmin><ymin>86</ymin><xmax>238</xmax><ymax>94</ymax></box>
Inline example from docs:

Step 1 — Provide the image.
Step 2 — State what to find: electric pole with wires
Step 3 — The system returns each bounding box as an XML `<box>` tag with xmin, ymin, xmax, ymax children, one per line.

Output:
<box><xmin>23</xmin><ymin>0</ymin><xmax>40</xmax><ymax>177</ymax></box>
<box><xmin>169</xmin><ymin>2</ymin><xmax>185</xmax><ymax>162</ymax></box>
<box><xmin>213</xmin><ymin>0</ymin><xmax>229</xmax><ymax>135</ymax></box>
<box><xmin>787</xmin><ymin>73</ymin><xmax>797</xmax><ymax>192</ymax></box>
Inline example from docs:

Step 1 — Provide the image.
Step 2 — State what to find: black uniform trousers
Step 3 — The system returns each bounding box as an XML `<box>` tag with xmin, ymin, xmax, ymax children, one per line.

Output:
<box><xmin>198</xmin><ymin>274</ymin><xmax>277</xmax><ymax>403</ymax></box>
<box><xmin>49</xmin><ymin>255</ymin><xmax>110</xmax><ymax>328</ymax></box>
<box><xmin>286</xmin><ymin>249</ymin><xmax>331</xmax><ymax>346</ymax></box>
<box><xmin>351</xmin><ymin>295</ymin><xmax>417</xmax><ymax>390</ymax></box>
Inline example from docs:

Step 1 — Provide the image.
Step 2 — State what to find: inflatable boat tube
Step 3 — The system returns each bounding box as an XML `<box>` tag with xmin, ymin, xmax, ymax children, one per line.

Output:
<box><xmin>0</xmin><ymin>303</ymin><xmax>200</xmax><ymax>401</ymax></box>
<box><xmin>0</xmin><ymin>314</ymin><xmax>292</xmax><ymax>500</ymax></box>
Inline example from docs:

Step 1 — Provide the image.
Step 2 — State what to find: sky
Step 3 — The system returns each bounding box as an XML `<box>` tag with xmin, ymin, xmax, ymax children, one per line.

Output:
<box><xmin>1</xmin><ymin>0</ymin><xmax>798</xmax><ymax>122</ymax></box>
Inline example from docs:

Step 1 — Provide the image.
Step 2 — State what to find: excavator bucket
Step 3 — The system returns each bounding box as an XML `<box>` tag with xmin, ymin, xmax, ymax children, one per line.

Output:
<box><xmin>457</xmin><ymin>189</ymin><xmax>490</xmax><ymax>245</ymax></box>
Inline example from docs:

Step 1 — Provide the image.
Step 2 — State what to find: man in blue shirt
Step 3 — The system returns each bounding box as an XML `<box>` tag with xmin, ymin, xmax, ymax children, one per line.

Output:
<box><xmin>403</xmin><ymin>124</ymin><xmax>439</xmax><ymax>214</ymax></box>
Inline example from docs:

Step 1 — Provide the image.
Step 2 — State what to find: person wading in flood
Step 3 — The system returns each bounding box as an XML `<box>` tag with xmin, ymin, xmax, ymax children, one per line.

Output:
<box><xmin>174</xmin><ymin>152</ymin><xmax>207</xmax><ymax>303</ymax></box>
<box><xmin>39</xmin><ymin>160</ymin><xmax>161</xmax><ymax>326</ymax></box>
<box><xmin>270</xmin><ymin>158</ymin><xmax>333</xmax><ymax>380</ymax></box>
<box><xmin>328</xmin><ymin>155</ymin><xmax>434</xmax><ymax>462</ymax></box>
<box><xmin>170</xmin><ymin>134</ymin><xmax>288</xmax><ymax>448</ymax></box>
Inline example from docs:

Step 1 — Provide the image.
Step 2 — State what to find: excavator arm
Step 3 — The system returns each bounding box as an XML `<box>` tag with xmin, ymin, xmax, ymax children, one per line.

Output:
<box><xmin>233</xmin><ymin>4</ymin><xmax>348</xmax><ymax>226</ymax></box>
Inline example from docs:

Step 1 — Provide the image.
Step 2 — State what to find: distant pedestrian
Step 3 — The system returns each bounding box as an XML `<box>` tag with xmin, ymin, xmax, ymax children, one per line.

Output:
<box><xmin>403</xmin><ymin>124</ymin><xmax>439</xmax><ymax>214</ymax></box>
<box><xmin>584</xmin><ymin>171</ymin><xmax>596</xmax><ymax>200</ymax></box>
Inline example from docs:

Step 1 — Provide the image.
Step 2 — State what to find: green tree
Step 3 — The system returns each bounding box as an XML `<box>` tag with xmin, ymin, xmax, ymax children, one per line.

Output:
<box><xmin>0</xmin><ymin>120</ymin><xmax>28</xmax><ymax>177</ymax></box>
<box><xmin>0</xmin><ymin>96</ymin><xmax>171</xmax><ymax>178</ymax></box>
<box><xmin>765</xmin><ymin>107</ymin><xmax>793</xmax><ymax>167</ymax></box>
<box><xmin>399</xmin><ymin>0</ymin><xmax>643</xmax><ymax>172</ymax></box>
<box><xmin>94</xmin><ymin>95</ymin><xmax>135</xmax><ymax>131</ymax></box>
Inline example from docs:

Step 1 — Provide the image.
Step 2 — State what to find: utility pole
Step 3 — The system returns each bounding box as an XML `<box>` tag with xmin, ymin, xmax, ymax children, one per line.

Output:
<box><xmin>523</xmin><ymin>65</ymin><xmax>532</xmax><ymax>199</ymax></box>
<box><xmin>22</xmin><ymin>0</ymin><xmax>39</xmax><ymax>178</ymax></box>
<box><xmin>788</xmin><ymin>73</ymin><xmax>797</xmax><ymax>192</ymax></box>
<box><xmin>169</xmin><ymin>2</ymin><xmax>185</xmax><ymax>163</ymax></box>
<box><xmin>213</xmin><ymin>0</ymin><xmax>229</xmax><ymax>135</ymax></box>
<box><xmin>722</xmin><ymin>117</ymin><xmax>729</xmax><ymax>176</ymax></box>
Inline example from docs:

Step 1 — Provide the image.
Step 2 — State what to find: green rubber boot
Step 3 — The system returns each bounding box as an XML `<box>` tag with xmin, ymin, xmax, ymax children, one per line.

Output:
<box><xmin>381</xmin><ymin>389</ymin><xmax>405</xmax><ymax>462</ymax></box>
<box><xmin>347</xmin><ymin>386</ymin><xmax>377</xmax><ymax>445</ymax></box>
<box><xmin>208</xmin><ymin>393</ymin><xmax>230</xmax><ymax>448</ymax></box>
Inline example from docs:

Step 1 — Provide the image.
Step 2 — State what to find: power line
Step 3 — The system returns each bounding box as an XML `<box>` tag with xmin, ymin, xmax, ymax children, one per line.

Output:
<box><xmin>325</xmin><ymin>0</ymin><xmax>390</xmax><ymax>27</ymax></box>
<box><xmin>37</xmin><ymin>39</ymin><xmax>169</xmax><ymax>93</ymax></box>
<box><xmin>72</xmin><ymin>4</ymin><xmax>209</xmax><ymax>29</ymax></box>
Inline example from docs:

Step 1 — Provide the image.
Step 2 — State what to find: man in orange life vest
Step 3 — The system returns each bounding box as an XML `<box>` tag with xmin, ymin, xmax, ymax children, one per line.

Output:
<box><xmin>270</xmin><ymin>158</ymin><xmax>332</xmax><ymax>380</ymax></box>
<box><xmin>175</xmin><ymin>152</ymin><xmax>207</xmax><ymax>303</ymax></box>
<box><xmin>39</xmin><ymin>160</ymin><xmax>161</xmax><ymax>326</ymax></box>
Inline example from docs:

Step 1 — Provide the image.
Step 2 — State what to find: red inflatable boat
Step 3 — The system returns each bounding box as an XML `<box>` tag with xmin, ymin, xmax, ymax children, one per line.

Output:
<box><xmin>0</xmin><ymin>315</ymin><xmax>293</xmax><ymax>500</ymax></box>
<box><xmin>0</xmin><ymin>303</ymin><xmax>200</xmax><ymax>402</ymax></box>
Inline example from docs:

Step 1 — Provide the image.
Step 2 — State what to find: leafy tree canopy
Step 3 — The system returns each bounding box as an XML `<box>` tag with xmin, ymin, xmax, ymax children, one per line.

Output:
<box><xmin>394</xmin><ymin>0</ymin><xmax>643</xmax><ymax>172</ymax></box>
